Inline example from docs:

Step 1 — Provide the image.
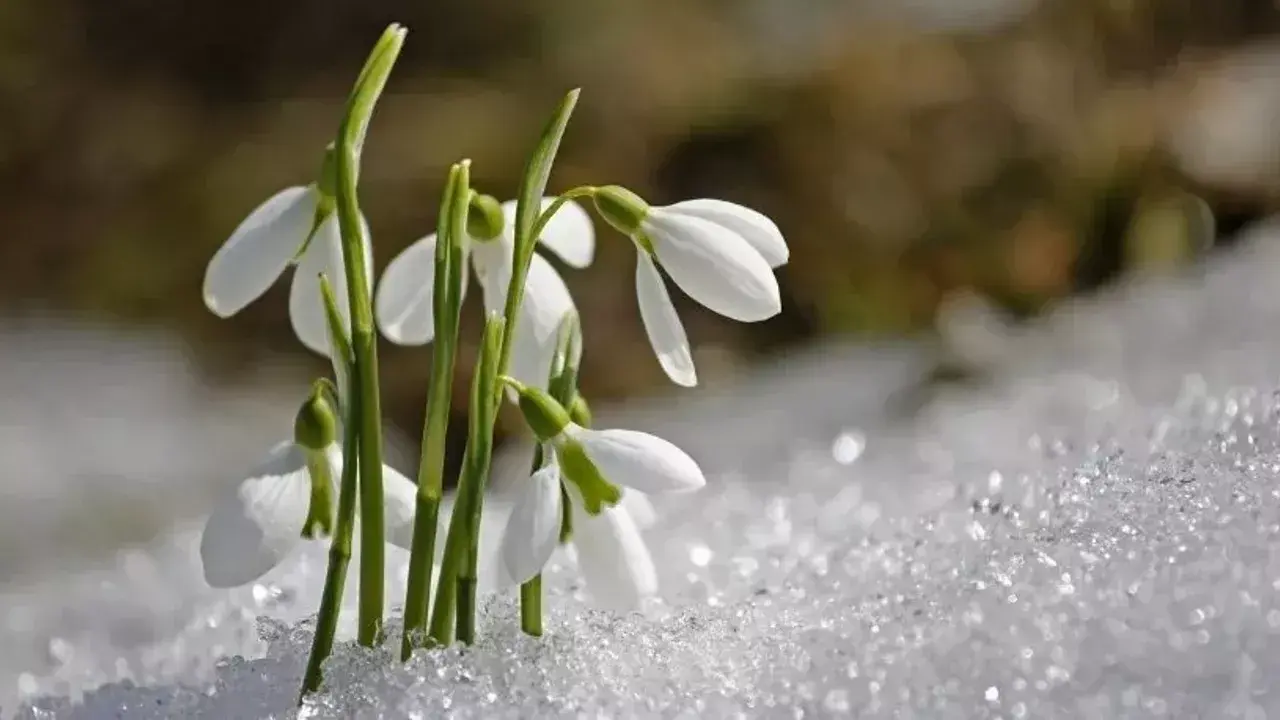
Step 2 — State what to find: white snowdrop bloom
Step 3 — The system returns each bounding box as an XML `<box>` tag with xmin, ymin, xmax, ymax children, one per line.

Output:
<box><xmin>198</xmin><ymin>397</ymin><xmax>418</xmax><ymax>589</ymax></box>
<box><xmin>499</xmin><ymin>380</ymin><xmax>705</xmax><ymax>608</ymax></box>
<box><xmin>375</xmin><ymin>196</ymin><xmax>594</xmax><ymax>391</ymax></box>
<box><xmin>593</xmin><ymin>186</ymin><xmax>788</xmax><ymax>387</ymax></box>
<box><xmin>499</xmin><ymin>457</ymin><xmax>667</xmax><ymax>611</ymax></box>
<box><xmin>202</xmin><ymin>184</ymin><xmax>372</xmax><ymax>355</ymax></box>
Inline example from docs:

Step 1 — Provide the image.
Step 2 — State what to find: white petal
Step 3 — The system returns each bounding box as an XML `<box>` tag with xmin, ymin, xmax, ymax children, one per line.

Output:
<box><xmin>470</xmin><ymin>234</ymin><xmax>514</xmax><ymax>319</ymax></box>
<box><xmin>569</xmin><ymin>491</ymin><xmax>656</xmax><ymax>611</ymax></box>
<box><xmin>381</xmin><ymin>463</ymin><xmax>419</xmax><ymax>551</ymax></box>
<box><xmin>635</xmin><ymin>252</ymin><xmax>696</xmax><ymax>387</ymax></box>
<box><xmin>289</xmin><ymin>214</ymin><xmax>375</xmax><ymax>355</ymax></box>
<box><xmin>507</xmin><ymin>254</ymin><xmax>577</xmax><ymax>392</ymax></box>
<box><xmin>502</xmin><ymin>197</ymin><xmax>595</xmax><ymax>268</ymax></box>
<box><xmin>500</xmin><ymin>464</ymin><xmax>564</xmax><ymax>585</ymax></box>
<box><xmin>644</xmin><ymin>211</ymin><xmax>781</xmax><ymax>322</ymax></box>
<box><xmin>664</xmin><ymin>199</ymin><xmax>788</xmax><ymax>268</ymax></box>
<box><xmin>375</xmin><ymin>234</ymin><xmax>437</xmax><ymax>345</ymax></box>
<box><xmin>199</xmin><ymin>441</ymin><xmax>312</xmax><ymax>588</ymax></box>
<box><xmin>203</xmin><ymin>186</ymin><xmax>317</xmax><ymax>318</ymax></box>
<box><xmin>569</xmin><ymin>426</ymin><xmax>706</xmax><ymax>494</ymax></box>
<box><xmin>620</xmin><ymin>489</ymin><xmax>656</xmax><ymax>530</ymax></box>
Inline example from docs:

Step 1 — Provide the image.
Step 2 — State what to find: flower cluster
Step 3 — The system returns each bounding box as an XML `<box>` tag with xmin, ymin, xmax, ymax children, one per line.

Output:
<box><xmin>194</xmin><ymin>24</ymin><xmax>788</xmax><ymax>700</ymax></box>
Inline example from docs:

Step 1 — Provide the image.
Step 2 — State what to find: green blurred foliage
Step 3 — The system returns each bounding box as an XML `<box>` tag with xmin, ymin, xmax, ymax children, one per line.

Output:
<box><xmin>0</xmin><ymin>0</ymin><xmax>1278</xmax><ymax>454</ymax></box>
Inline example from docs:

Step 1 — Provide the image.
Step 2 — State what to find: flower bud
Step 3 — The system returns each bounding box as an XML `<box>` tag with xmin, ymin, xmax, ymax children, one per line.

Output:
<box><xmin>506</xmin><ymin>378</ymin><xmax>571</xmax><ymax>441</ymax></box>
<box><xmin>467</xmin><ymin>193</ymin><xmax>505</xmax><ymax>241</ymax></box>
<box><xmin>592</xmin><ymin>185</ymin><xmax>649</xmax><ymax>238</ymax></box>
<box><xmin>294</xmin><ymin>386</ymin><xmax>338</xmax><ymax>451</ymax></box>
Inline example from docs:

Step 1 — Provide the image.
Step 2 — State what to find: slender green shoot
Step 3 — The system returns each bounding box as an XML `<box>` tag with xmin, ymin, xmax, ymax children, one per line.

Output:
<box><xmin>401</xmin><ymin>160</ymin><xmax>472</xmax><ymax>659</ymax></box>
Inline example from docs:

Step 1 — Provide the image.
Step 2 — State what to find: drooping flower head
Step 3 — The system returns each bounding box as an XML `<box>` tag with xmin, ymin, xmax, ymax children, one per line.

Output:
<box><xmin>374</xmin><ymin>194</ymin><xmax>594</xmax><ymax>392</ymax></box>
<box><xmin>198</xmin><ymin>383</ymin><xmax>417</xmax><ymax>588</ymax></box>
<box><xmin>497</xmin><ymin>378</ymin><xmax>705</xmax><ymax>609</ymax></box>
<box><xmin>201</xmin><ymin>149</ymin><xmax>373</xmax><ymax>355</ymax></box>
<box><xmin>591</xmin><ymin>186</ymin><xmax>789</xmax><ymax>387</ymax></box>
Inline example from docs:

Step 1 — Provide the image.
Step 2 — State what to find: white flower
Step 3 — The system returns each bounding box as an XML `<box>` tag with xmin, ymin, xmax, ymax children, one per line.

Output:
<box><xmin>199</xmin><ymin>440</ymin><xmax>418</xmax><ymax>588</ymax></box>
<box><xmin>202</xmin><ymin>185</ymin><xmax>372</xmax><ymax>355</ymax></box>
<box><xmin>375</xmin><ymin>197</ymin><xmax>593</xmax><ymax>391</ymax></box>
<box><xmin>498</xmin><ymin>425</ymin><xmax>704</xmax><ymax>610</ymax></box>
<box><xmin>595</xmin><ymin>188</ymin><xmax>788</xmax><ymax>387</ymax></box>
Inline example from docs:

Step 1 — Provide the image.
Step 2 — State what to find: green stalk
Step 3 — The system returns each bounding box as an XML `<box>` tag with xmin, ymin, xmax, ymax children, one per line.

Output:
<box><xmin>518</xmin><ymin>313</ymin><xmax>582</xmax><ymax>636</ymax></box>
<box><xmin>427</xmin><ymin>314</ymin><xmax>503</xmax><ymax>645</ymax></box>
<box><xmin>332</xmin><ymin>23</ymin><xmax>406</xmax><ymax>647</ymax></box>
<box><xmin>401</xmin><ymin>160</ymin><xmax>472</xmax><ymax>660</ymax></box>
<box><xmin>300</xmin><ymin>277</ymin><xmax>360</xmax><ymax>701</ymax></box>
<box><xmin>519</xmin><ymin>574</ymin><xmax>544</xmax><ymax>636</ymax></box>
<box><xmin>427</xmin><ymin>89</ymin><xmax>582</xmax><ymax>645</ymax></box>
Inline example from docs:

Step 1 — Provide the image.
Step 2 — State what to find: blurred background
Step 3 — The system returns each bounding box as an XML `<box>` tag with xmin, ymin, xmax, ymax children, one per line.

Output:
<box><xmin>4</xmin><ymin>0</ymin><xmax>1280</xmax><ymax>581</ymax></box>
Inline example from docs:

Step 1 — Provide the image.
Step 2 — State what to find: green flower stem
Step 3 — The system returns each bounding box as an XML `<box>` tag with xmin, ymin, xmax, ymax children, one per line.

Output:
<box><xmin>428</xmin><ymin>314</ymin><xmax>503</xmax><ymax>645</ymax></box>
<box><xmin>401</xmin><ymin>160</ymin><xmax>472</xmax><ymax>660</ymax></box>
<box><xmin>458</xmin><ymin>315</ymin><xmax>503</xmax><ymax>643</ymax></box>
<box><xmin>333</xmin><ymin>23</ymin><xmax>406</xmax><ymax>647</ymax></box>
<box><xmin>518</xmin><ymin>313</ymin><xmax>583</xmax><ymax>636</ymax></box>
<box><xmin>529</xmin><ymin>186</ymin><xmax>597</xmax><ymax>242</ymax></box>
<box><xmin>427</xmin><ymin>89</ymin><xmax>582</xmax><ymax>646</ymax></box>
<box><xmin>518</xmin><ymin>575</ymin><xmax>543</xmax><ymax>636</ymax></box>
<box><xmin>300</xmin><ymin>276</ymin><xmax>360</xmax><ymax>701</ymax></box>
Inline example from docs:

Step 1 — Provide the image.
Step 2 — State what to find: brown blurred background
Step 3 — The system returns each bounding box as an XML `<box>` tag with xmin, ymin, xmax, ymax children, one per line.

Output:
<box><xmin>4</xmin><ymin>0</ymin><xmax>1280</xmax><ymax>475</ymax></box>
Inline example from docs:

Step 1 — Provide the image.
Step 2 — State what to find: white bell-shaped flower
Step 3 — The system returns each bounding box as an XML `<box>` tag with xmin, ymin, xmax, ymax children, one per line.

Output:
<box><xmin>593</xmin><ymin>187</ymin><xmax>788</xmax><ymax>387</ymax></box>
<box><xmin>375</xmin><ymin>197</ymin><xmax>593</xmax><ymax>391</ymax></box>
<box><xmin>199</xmin><ymin>437</ymin><xmax>418</xmax><ymax>589</ymax></box>
<box><xmin>499</xmin><ymin>457</ymin><xmax>664</xmax><ymax>611</ymax></box>
<box><xmin>497</xmin><ymin>376</ymin><xmax>705</xmax><ymax>608</ymax></box>
<box><xmin>202</xmin><ymin>185</ymin><xmax>372</xmax><ymax>355</ymax></box>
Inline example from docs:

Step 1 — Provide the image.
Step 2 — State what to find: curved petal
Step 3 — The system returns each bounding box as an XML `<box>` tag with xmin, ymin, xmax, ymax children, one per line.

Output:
<box><xmin>375</xmin><ymin>234</ymin><xmax>438</xmax><ymax>345</ymax></box>
<box><xmin>644</xmin><ymin>211</ymin><xmax>781</xmax><ymax>322</ymax></box>
<box><xmin>508</xmin><ymin>254</ymin><xmax>577</xmax><ymax>392</ymax></box>
<box><xmin>502</xmin><ymin>197</ymin><xmax>595</xmax><ymax>268</ymax></box>
<box><xmin>203</xmin><ymin>186</ymin><xmax>317</xmax><ymax>318</ymax></box>
<box><xmin>500</xmin><ymin>464</ymin><xmax>564</xmax><ymax>585</ymax></box>
<box><xmin>568</xmin><ymin>489</ymin><xmax>657</xmax><ymax>611</ymax></box>
<box><xmin>568</xmin><ymin>425</ymin><xmax>706</xmax><ymax>494</ymax></box>
<box><xmin>664</xmin><ymin>199</ymin><xmax>788</xmax><ymax>268</ymax></box>
<box><xmin>199</xmin><ymin>441</ymin><xmax>312</xmax><ymax>588</ymax></box>
<box><xmin>289</xmin><ymin>214</ymin><xmax>375</xmax><ymax>356</ymax></box>
<box><xmin>635</xmin><ymin>252</ymin><xmax>696</xmax><ymax>387</ymax></box>
<box><xmin>380</xmin><ymin>463</ymin><xmax>419</xmax><ymax>551</ymax></box>
<box><xmin>620</xmin><ymin>489</ymin><xmax>656</xmax><ymax>530</ymax></box>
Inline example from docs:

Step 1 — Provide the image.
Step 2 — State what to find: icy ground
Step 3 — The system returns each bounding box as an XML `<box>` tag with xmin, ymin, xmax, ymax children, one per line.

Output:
<box><xmin>11</xmin><ymin>221</ymin><xmax>1280</xmax><ymax>717</ymax></box>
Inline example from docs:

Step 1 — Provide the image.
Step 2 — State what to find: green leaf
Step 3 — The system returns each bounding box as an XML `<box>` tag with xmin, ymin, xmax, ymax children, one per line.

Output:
<box><xmin>342</xmin><ymin>24</ymin><xmax>407</xmax><ymax>159</ymax></box>
<box><xmin>512</xmin><ymin>89</ymin><xmax>581</xmax><ymax>255</ymax></box>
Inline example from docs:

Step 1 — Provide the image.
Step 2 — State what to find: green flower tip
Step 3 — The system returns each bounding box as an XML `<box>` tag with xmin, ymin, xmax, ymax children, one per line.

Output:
<box><xmin>294</xmin><ymin>387</ymin><xmax>338</xmax><ymax>451</ymax></box>
<box><xmin>467</xmin><ymin>193</ymin><xmax>505</xmax><ymax>241</ymax></box>
<box><xmin>503</xmin><ymin>377</ymin><xmax>571</xmax><ymax>441</ymax></box>
<box><xmin>557</xmin><ymin>441</ymin><xmax>621</xmax><ymax>516</ymax></box>
<box><xmin>591</xmin><ymin>185</ymin><xmax>650</xmax><ymax>238</ymax></box>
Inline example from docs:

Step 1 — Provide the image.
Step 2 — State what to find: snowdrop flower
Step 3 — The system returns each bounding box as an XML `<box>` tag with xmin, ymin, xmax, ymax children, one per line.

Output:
<box><xmin>499</xmin><ymin>379</ymin><xmax>705</xmax><ymax>609</ymax></box>
<box><xmin>202</xmin><ymin>182</ymin><xmax>372</xmax><ymax>355</ymax></box>
<box><xmin>375</xmin><ymin>195</ymin><xmax>594</xmax><ymax>390</ymax></box>
<box><xmin>592</xmin><ymin>186</ymin><xmax>788</xmax><ymax>387</ymax></box>
<box><xmin>199</xmin><ymin>387</ymin><xmax>417</xmax><ymax>588</ymax></box>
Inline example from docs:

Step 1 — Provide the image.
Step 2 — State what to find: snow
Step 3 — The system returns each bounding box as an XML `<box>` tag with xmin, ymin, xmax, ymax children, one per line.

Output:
<box><xmin>9</xmin><ymin>218</ymin><xmax>1280</xmax><ymax>717</ymax></box>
